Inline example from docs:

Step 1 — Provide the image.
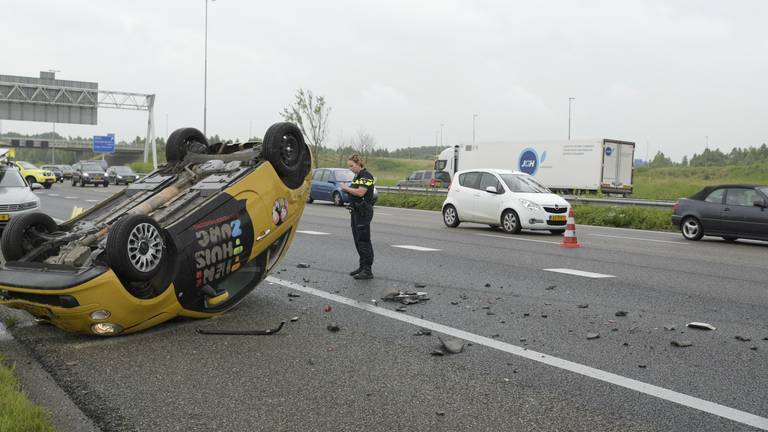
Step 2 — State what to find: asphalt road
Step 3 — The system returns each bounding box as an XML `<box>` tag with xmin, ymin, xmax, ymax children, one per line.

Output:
<box><xmin>2</xmin><ymin>187</ymin><xmax>768</xmax><ymax>431</ymax></box>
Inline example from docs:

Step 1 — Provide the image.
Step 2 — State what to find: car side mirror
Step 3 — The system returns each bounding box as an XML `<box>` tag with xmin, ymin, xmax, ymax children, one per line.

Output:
<box><xmin>31</xmin><ymin>183</ymin><xmax>43</xmax><ymax>190</ymax></box>
<box><xmin>485</xmin><ymin>186</ymin><xmax>498</xmax><ymax>194</ymax></box>
<box><xmin>754</xmin><ymin>199</ymin><xmax>767</xmax><ymax>208</ymax></box>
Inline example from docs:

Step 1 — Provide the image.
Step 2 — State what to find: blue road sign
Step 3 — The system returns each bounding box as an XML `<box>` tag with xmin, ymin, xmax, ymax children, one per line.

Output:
<box><xmin>93</xmin><ymin>134</ymin><xmax>115</xmax><ymax>153</ymax></box>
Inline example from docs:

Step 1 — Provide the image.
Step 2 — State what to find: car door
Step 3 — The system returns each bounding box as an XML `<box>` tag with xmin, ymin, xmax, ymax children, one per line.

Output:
<box><xmin>310</xmin><ymin>169</ymin><xmax>324</xmax><ymax>200</ymax></box>
<box><xmin>723</xmin><ymin>188</ymin><xmax>767</xmax><ymax>237</ymax></box>
<box><xmin>475</xmin><ymin>172</ymin><xmax>505</xmax><ymax>223</ymax></box>
<box><xmin>696</xmin><ymin>188</ymin><xmax>726</xmax><ymax>232</ymax></box>
<box><xmin>455</xmin><ymin>171</ymin><xmax>482</xmax><ymax>220</ymax></box>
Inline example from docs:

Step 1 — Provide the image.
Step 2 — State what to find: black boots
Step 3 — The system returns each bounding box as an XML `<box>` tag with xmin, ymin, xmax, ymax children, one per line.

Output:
<box><xmin>352</xmin><ymin>266</ymin><xmax>373</xmax><ymax>280</ymax></box>
<box><xmin>349</xmin><ymin>267</ymin><xmax>363</xmax><ymax>276</ymax></box>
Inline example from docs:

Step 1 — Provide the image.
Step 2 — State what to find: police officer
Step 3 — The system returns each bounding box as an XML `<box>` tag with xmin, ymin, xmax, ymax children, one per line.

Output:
<box><xmin>340</xmin><ymin>154</ymin><xmax>375</xmax><ymax>280</ymax></box>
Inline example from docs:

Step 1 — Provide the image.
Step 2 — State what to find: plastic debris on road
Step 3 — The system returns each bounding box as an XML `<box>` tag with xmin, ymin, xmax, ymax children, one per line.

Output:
<box><xmin>687</xmin><ymin>322</ymin><xmax>716</xmax><ymax>331</ymax></box>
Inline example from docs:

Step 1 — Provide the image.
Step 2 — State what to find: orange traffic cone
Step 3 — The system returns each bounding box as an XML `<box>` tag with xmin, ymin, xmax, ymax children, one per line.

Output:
<box><xmin>560</xmin><ymin>207</ymin><xmax>582</xmax><ymax>248</ymax></box>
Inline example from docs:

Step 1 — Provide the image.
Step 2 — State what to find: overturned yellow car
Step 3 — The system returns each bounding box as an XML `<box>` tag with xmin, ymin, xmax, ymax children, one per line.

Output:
<box><xmin>0</xmin><ymin>122</ymin><xmax>311</xmax><ymax>336</ymax></box>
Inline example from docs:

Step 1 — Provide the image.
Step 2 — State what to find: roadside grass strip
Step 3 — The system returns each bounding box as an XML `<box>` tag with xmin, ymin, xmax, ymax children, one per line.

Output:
<box><xmin>267</xmin><ymin>277</ymin><xmax>768</xmax><ymax>431</ymax></box>
<box><xmin>0</xmin><ymin>354</ymin><xmax>56</xmax><ymax>432</ymax></box>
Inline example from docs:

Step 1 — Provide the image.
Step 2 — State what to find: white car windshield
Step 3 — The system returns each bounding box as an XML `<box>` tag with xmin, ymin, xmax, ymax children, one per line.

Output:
<box><xmin>0</xmin><ymin>169</ymin><xmax>28</xmax><ymax>188</ymax></box>
<box><xmin>500</xmin><ymin>174</ymin><xmax>550</xmax><ymax>193</ymax></box>
<box><xmin>113</xmin><ymin>166</ymin><xmax>134</xmax><ymax>174</ymax></box>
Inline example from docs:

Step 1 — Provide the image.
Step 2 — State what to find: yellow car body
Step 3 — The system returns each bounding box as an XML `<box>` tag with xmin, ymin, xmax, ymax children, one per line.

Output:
<box><xmin>0</xmin><ymin>123</ymin><xmax>311</xmax><ymax>336</ymax></box>
<box><xmin>14</xmin><ymin>161</ymin><xmax>57</xmax><ymax>188</ymax></box>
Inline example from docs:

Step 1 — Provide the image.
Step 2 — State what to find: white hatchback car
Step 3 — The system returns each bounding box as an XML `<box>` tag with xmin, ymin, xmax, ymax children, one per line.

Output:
<box><xmin>441</xmin><ymin>169</ymin><xmax>571</xmax><ymax>234</ymax></box>
<box><xmin>0</xmin><ymin>165</ymin><xmax>42</xmax><ymax>232</ymax></box>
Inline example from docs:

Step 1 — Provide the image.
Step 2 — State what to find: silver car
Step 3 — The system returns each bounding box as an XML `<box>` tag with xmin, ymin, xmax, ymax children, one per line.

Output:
<box><xmin>0</xmin><ymin>166</ymin><xmax>42</xmax><ymax>231</ymax></box>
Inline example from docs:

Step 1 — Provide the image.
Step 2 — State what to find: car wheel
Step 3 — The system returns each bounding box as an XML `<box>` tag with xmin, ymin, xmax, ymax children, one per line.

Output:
<box><xmin>103</xmin><ymin>181</ymin><xmax>109</xmax><ymax>187</ymax></box>
<box><xmin>500</xmin><ymin>209</ymin><xmax>522</xmax><ymax>234</ymax></box>
<box><xmin>80</xmin><ymin>179</ymin><xmax>85</xmax><ymax>187</ymax></box>
<box><xmin>0</xmin><ymin>212</ymin><xmax>59</xmax><ymax>261</ymax></box>
<box><xmin>722</xmin><ymin>236</ymin><xmax>738</xmax><ymax>242</ymax></box>
<box><xmin>107</xmin><ymin>215</ymin><xmax>166</xmax><ymax>282</ymax></box>
<box><xmin>306</xmin><ymin>194</ymin><xmax>314</xmax><ymax>204</ymax></box>
<box><xmin>166</xmin><ymin>127</ymin><xmax>209</xmax><ymax>163</ymax></box>
<box><xmin>333</xmin><ymin>192</ymin><xmax>343</xmax><ymax>206</ymax></box>
<box><xmin>550</xmin><ymin>229</ymin><xmax>566</xmax><ymax>235</ymax></box>
<box><xmin>43</xmin><ymin>183</ymin><xmax>52</xmax><ymax>189</ymax></box>
<box><xmin>442</xmin><ymin>205</ymin><xmax>460</xmax><ymax>228</ymax></box>
<box><xmin>263</xmin><ymin>122</ymin><xmax>311</xmax><ymax>189</ymax></box>
<box><xmin>681</xmin><ymin>217</ymin><xmax>704</xmax><ymax>241</ymax></box>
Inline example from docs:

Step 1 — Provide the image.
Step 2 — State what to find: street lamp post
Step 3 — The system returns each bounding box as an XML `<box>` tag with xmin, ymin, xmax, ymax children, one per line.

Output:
<box><xmin>204</xmin><ymin>0</ymin><xmax>216</xmax><ymax>136</ymax></box>
<box><xmin>568</xmin><ymin>97</ymin><xmax>575</xmax><ymax>140</ymax></box>
<box><xmin>472</xmin><ymin>114</ymin><xmax>478</xmax><ymax>147</ymax></box>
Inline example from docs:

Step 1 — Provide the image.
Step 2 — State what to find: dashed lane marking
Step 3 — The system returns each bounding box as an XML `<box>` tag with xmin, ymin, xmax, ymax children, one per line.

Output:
<box><xmin>64</xmin><ymin>196</ymin><xmax>78</xmax><ymax>199</ymax></box>
<box><xmin>297</xmin><ymin>230</ymin><xmax>332</xmax><ymax>235</ymax></box>
<box><xmin>85</xmin><ymin>199</ymin><xmax>100</xmax><ymax>203</ymax></box>
<box><xmin>590</xmin><ymin>233</ymin><xmax>689</xmax><ymax>245</ymax></box>
<box><xmin>392</xmin><ymin>245</ymin><xmax>441</xmax><ymax>252</ymax></box>
<box><xmin>543</xmin><ymin>268</ymin><xmax>615</xmax><ymax>278</ymax></box>
<box><xmin>47</xmin><ymin>193</ymin><xmax>60</xmax><ymax>197</ymax></box>
<box><xmin>266</xmin><ymin>276</ymin><xmax>768</xmax><ymax>431</ymax></box>
<box><xmin>477</xmin><ymin>233</ymin><xmax>561</xmax><ymax>245</ymax></box>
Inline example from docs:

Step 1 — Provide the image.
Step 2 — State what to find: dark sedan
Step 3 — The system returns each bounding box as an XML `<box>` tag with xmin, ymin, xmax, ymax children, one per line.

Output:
<box><xmin>672</xmin><ymin>184</ymin><xmax>768</xmax><ymax>242</ymax></box>
<box><xmin>106</xmin><ymin>165</ymin><xmax>138</xmax><ymax>184</ymax></box>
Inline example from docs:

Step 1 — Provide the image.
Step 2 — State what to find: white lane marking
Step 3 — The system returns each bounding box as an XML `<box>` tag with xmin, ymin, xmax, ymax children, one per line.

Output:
<box><xmin>477</xmin><ymin>233</ymin><xmax>561</xmax><ymax>245</ymax></box>
<box><xmin>590</xmin><ymin>233</ymin><xmax>688</xmax><ymax>245</ymax></box>
<box><xmin>266</xmin><ymin>276</ymin><xmax>768</xmax><ymax>431</ymax></box>
<box><xmin>581</xmin><ymin>223</ymin><xmax>680</xmax><ymax>236</ymax></box>
<box><xmin>47</xmin><ymin>193</ymin><xmax>60</xmax><ymax>197</ymax></box>
<box><xmin>392</xmin><ymin>245</ymin><xmax>441</xmax><ymax>252</ymax></box>
<box><xmin>85</xmin><ymin>199</ymin><xmax>100</xmax><ymax>203</ymax></box>
<box><xmin>297</xmin><ymin>230</ymin><xmax>332</xmax><ymax>236</ymax></box>
<box><xmin>544</xmin><ymin>268</ymin><xmax>615</xmax><ymax>279</ymax></box>
<box><xmin>376</xmin><ymin>212</ymin><xmax>393</xmax><ymax>216</ymax></box>
<box><xmin>64</xmin><ymin>196</ymin><xmax>78</xmax><ymax>199</ymax></box>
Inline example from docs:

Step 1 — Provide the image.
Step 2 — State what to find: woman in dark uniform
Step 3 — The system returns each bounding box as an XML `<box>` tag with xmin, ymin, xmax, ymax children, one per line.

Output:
<box><xmin>340</xmin><ymin>154</ymin><xmax>375</xmax><ymax>280</ymax></box>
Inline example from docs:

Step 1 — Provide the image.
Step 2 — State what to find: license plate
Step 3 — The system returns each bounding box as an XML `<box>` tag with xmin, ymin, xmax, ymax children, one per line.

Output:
<box><xmin>0</xmin><ymin>214</ymin><xmax>9</xmax><ymax>222</ymax></box>
<box><xmin>550</xmin><ymin>215</ymin><xmax>567</xmax><ymax>222</ymax></box>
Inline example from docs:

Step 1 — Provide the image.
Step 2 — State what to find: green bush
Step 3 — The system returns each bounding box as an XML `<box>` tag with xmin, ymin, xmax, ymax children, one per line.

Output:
<box><xmin>129</xmin><ymin>161</ymin><xmax>154</xmax><ymax>174</ymax></box>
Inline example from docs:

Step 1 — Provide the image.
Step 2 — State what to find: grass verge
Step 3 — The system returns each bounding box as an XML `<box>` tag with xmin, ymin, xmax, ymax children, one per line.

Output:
<box><xmin>0</xmin><ymin>354</ymin><xmax>56</xmax><ymax>432</ymax></box>
<box><xmin>377</xmin><ymin>193</ymin><xmax>675</xmax><ymax>232</ymax></box>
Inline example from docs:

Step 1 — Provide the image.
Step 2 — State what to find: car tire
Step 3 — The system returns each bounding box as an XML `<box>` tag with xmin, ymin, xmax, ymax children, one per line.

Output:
<box><xmin>442</xmin><ymin>205</ymin><xmax>460</xmax><ymax>228</ymax></box>
<box><xmin>0</xmin><ymin>212</ymin><xmax>59</xmax><ymax>261</ymax></box>
<box><xmin>681</xmin><ymin>216</ymin><xmax>704</xmax><ymax>241</ymax></box>
<box><xmin>333</xmin><ymin>192</ymin><xmax>343</xmax><ymax>206</ymax></box>
<box><xmin>166</xmin><ymin>127</ymin><xmax>209</xmax><ymax>163</ymax></box>
<box><xmin>722</xmin><ymin>236</ymin><xmax>738</xmax><ymax>242</ymax></box>
<box><xmin>550</xmin><ymin>229</ymin><xmax>566</xmax><ymax>235</ymax></box>
<box><xmin>43</xmin><ymin>183</ymin><xmax>52</xmax><ymax>189</ymax></box>
<box><xmin>107</xmin><ymin>215</ymin><xmax>167</xmax><ymax>282</ymax></box>
<box><xmin>500</xmin><ymin>209</ymin><xmax>522</xmax><ymax>234</ymax></box>
<box><xmin>263</xmin><ymin>122</ymin><xmax>311</xmax><ymax>189</ymax></box>
<box><xmin>307</xmin><ymin>194</ymin><xmax>314</xmax><ymax>204</ymax></box>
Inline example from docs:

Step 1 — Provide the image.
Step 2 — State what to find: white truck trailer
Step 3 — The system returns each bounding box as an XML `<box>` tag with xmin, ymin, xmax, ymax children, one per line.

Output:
<box><xmin>435</xmin><ymin>139</ymin><xmax>636</xmax><ymax>195</ymax></box>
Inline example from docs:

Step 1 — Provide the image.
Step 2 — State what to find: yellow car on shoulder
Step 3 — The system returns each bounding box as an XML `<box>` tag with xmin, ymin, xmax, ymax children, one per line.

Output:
<box><xmin>14</xmin><ymin>161</ymin><xmax>57</xmax><ymax>189</ymax></box>
<box><xmin>0</xmin><ymin>122</ymin><xmax>311</xmax><ymax>336</ymax></box>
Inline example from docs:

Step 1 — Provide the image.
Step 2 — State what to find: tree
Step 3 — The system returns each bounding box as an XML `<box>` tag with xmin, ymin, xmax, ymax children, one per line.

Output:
<box><xmin>681</xmin><ymin>155</ymin><xmax>688</xmax><ymax>166</ymax></box>
<box><xmin>280</xmin><ymin>89</ymin><xmax>331</xmax><ymax>168</ymax></box>
<box><xmin>351</xmin><ymin>129</ymin><xmax>377</xmax><ymax>161</ymax></box>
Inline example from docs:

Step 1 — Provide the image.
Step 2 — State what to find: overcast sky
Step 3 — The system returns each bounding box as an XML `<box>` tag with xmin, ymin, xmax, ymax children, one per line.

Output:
<box><xmin>2</xmin><ymin>0</ymin><xmax>767</xmax><ymax>161</ymax></box>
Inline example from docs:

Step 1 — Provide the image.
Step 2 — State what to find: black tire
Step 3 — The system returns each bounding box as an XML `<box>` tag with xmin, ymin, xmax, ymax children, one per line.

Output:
<box><xmin>43</xmin><ymin>183</ymin><xmax>52</xmax><ymax>189</ymax></box>
<box><xmin>80</xmin><ymin>178</ymin><xmax>85</xmax><ymax>187</ymax></box>
<box><xmin>166</xmin><ymin>127</ymin><xmax>209</xmax><ymax>163</ymax></box>
<box><xmin>442</xmin><ymin>205</ymin><xmax>460</xmax><ymax>228</ymax></box>
<box><xmin>550</xmin><ymin>229</ymin><xmax>566</xmax><ymax>235</ymax></box>
<box><xmin>103</xmin><ymin>181</ymin><xmax>109</xmax><ymax>187</ymax></box>
<box><xmin>106</xmin><ymin>215</ymin><xmax>167</xmax><ymax>282</ymax></box>
<box><xmin>500</xmin><ymin>209</ymin><xmax>522</xmax><ymax>234</ymax></box>
<box><xmin>722</xmin><ymin>236</ymin><xmax>738</xmax><ymax>242</ymax></box>
<box><xmin>333</xmin><ymin>192</ymin><xmax>343</xmax><ymax>206</ymax></box>
<box><xmin>0</xmin><ymin>212</ymin><xmax>58</xmax><ymax>261</ymax></box>
<box><xmin>263</xmin><ymin>122</ymin><xmax>311</xmax><ymax>189</ymax></box>
<box><xmin>681</xmin><ymin>216</ymin><xmax>704</xmax><ymax>241</ymax></box>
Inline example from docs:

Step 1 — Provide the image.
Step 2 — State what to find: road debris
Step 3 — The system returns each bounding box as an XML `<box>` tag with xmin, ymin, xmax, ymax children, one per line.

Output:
<box><xmin>750</xmin><ymin>346</ymin><xmax>758</xmax><ymax>351</ymax></box>
<box><xmin>615</xmin><ymin>311</ymin><xmax>628</xmax><ymax>317</ymax></box>
<box><xmin>439</xmin><ymin>336</ymin><xmax>465</xmax><ymax>354</ymax></box>
<box><xmin>395</xmin><ymin>307</ymin><xmax>407</xmax><ymax>312</ymax></box>
<box><xmin>414</xmin><ymin>328</ymin><xmax>432</xmax><ymax>336</ymax></box>
<box><xmin>450</xmin><ymin>301</ymin><xmax>460</xmax><ymax>306</ymax></box>
<box><xmin>586</xmin><ymin>332</ymin><xmax>600</xmax><ymax>340</ymax></box>
<box><xmin>687</xmin><ymin>322</ymin><xmax>716</xmax><ymax>331</ymax></box>
<box><xmin>638</xmin><ymin>364</ymin><xmax>647</xmax><ymax>369</ymax></box>
<box><xmin>735</xmin><ymin>335</ymin><xmax>751</xmax><ymax>342</ymax></box>
<box><xmin>578</xmin><ymin>304</ymin><xmax>589</xmax><ymax>309</ymax></box>
<box><xmin>671</xmin><ymin>340</ymin><xmax>693</xmax><ymax>347</ymax></box>
<box><xmin>197</xmin><ymin>321</ymin><xmax>285</xmax><ymax>336</ymax></box>
<box><xmin>484</xmin><ymin>283</ymin><xmax>491</xmax><ymax>288</ymax></box>
<box><xmin>290</xmin><ymin>316</ymin><xmax>299</xmax><ymax>322</ymax></box>
<box><xmin>414</xmin><ymin>282</ymin><xmax>427</xmax><ymax>288</ymax></box>
<box><xmin>430</xmin><ymin>350</ymin><xmax>445</xmax><ymax>356</ymax></box>
<box><xmin>436</xmin><ymin>411</ymin><xmax>446</xmax><ymax>416</ymax></box>
<box><xmin>287</xmin><ymin>292</ymin><xmax>301</xmax><ymax>298</ymax></box>
<box><xmin>546</xmin><ymin>285</ymin><xmax>557</xmax><ymax>290</ymax></box>
<box><xmin>486</xmin><ymin>311</ymin><xmax>496</xmax><ymax>316</ymax></box>
<box><xmin>664</xmin><ymin>325</ymin><xmax>676</xmax><ymax>331</ymax></box>
<box><xmin>324</xmin><ymin>305</ymin><xmax>332</xmax><ymax>313</ymax></box>
<box><xmin>326</xmin><ymin>323</ymin><xmax>340</xmax><ymax>332</ymax></box>
<box><xmin>296</xmin><ymin>263</ymin><xmax>311</xmax><ymax>268</ymax></box>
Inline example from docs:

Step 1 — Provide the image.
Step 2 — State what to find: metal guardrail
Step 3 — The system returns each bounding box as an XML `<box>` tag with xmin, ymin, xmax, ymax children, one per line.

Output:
<box><xmin>376</xmin><ymin>186</ymin><xmax>675</xmax><ymax>208</ymax></box>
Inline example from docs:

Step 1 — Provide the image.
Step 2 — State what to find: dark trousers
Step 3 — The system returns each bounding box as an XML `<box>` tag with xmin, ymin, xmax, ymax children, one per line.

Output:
<box><xmin>351</xmin><ymin>209</ymin><xmax>374</xmax><ymax>268</ymax></box>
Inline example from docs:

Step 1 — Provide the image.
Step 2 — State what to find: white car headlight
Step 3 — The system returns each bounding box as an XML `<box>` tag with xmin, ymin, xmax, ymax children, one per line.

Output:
<box><xmin>83</xmin><ymin>172</ymin><xmax>89</xmax><ymax>177</ymax></box>
<box><xmin>518</xmin><ymin>199</ymin><xmax>542</xmax><ymax>211</ymax></box>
